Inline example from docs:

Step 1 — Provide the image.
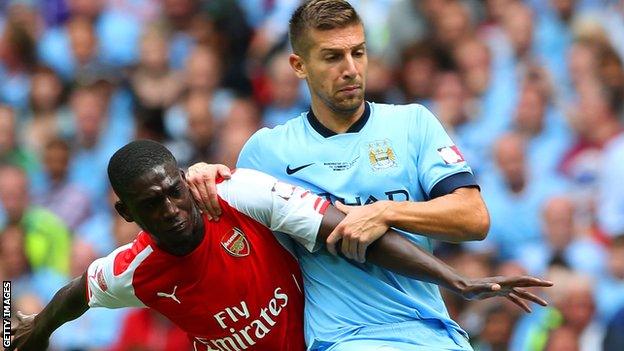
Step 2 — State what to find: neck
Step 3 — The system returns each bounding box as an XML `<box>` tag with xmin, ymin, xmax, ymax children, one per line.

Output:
<box><xmin>310</xmin><ymin>98</ymin><xmax>365</xmax><ymax>134</ymax></box>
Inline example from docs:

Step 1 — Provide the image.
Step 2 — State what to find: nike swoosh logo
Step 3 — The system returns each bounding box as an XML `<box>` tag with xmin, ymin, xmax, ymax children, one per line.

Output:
<box><xmin>286</xmin><ymin>163</ymin><xmax>314</xmax><ymax>175</ymax></box>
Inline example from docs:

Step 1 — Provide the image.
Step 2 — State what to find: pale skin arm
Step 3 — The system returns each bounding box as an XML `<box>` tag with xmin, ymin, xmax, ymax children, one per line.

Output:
<box><xmin>327</xmin><ymin>187</ymin><xmax>490</xmax><ymax>260</ymax></box>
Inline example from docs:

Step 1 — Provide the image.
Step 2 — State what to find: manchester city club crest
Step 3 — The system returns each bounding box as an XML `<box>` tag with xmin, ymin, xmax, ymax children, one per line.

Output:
<box><xmin>367</xmin><ymin>139</ymin><xmax>398</xmax><ymax>171</ymax></box>
<box><xmin>221</xmin><ymin>228</ymin><xmax>251</xmax><ymax>257</ymax></box>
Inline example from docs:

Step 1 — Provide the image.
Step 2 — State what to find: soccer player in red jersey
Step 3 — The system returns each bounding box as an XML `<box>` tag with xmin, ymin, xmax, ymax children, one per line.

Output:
<box><xmin>9</xmin><ymin>140</ymin><xmax>551</xmax><ymax>351</ymax></box>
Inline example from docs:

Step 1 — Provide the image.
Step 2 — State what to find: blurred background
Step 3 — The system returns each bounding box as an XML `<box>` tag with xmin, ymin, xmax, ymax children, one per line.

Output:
<box><xmin>0</xmin><ymin>0</ymin><xmax>623</xmax><ymax>350</ymax></box>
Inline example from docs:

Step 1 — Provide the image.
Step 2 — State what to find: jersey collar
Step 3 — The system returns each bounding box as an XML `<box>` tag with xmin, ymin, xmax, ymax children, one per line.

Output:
<box><xmin>306</xmin><ymin>102</ymin><xmax>370</xmax><ymax>138</ymax></box>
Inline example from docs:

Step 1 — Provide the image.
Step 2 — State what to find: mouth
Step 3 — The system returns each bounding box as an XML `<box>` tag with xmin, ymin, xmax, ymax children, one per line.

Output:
<box><xmin>168</xmin><ymin>220</ymin><xmax>188</xmax><ymax>233</ymax></box>
<box><xmin>338</xmin><ymin>85</ymin><xmax>361</xmax><ymax>93</ymax></box>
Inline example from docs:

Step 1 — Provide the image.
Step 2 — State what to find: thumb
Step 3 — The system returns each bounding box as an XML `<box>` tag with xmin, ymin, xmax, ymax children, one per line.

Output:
<box><xmin>490</xmin><ymin>283</ymin><xmax>501</xmax><ymax>291</ymax></box>
<box><xmin>334</xmin><ymin>201</ymin><xmax>351</xmax><ymax>214</ymax></box>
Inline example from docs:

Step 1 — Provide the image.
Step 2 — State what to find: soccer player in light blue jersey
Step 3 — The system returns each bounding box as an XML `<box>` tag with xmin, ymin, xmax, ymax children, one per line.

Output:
<box><xmin>187</xmin><ymin>1</ymin><xmax>516</xmax><ymax>350</ymax></box>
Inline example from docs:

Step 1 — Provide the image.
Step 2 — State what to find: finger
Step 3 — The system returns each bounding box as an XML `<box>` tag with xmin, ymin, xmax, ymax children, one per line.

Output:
<box><xmin>341</xmin><ymin>236</ymin><xmax>353</xmax><ymax>260</ymax></box>
<box><xmin>334</xmin><ymin>201</ymin><xmax>351</xmax><ymax>214</ymax></box>
<box><xmin>357</xmin><ymin>241</ymin><xmax>368</xmax><ymax>263</ymax></box>
<box><xmin>502</xmin><ymin>277</ymin><xmax>554</xmax><ymax>288</ymax></box>
<box><xmin>187</xmin><ymin>181</ymin><xmax>205</xmax><ymax>211</ymax></box>
<box><xmin>216</xmin><ymin>165</ymin><xmax>232</xmax><ymax>179</ymax></box>
<box><xmin>512</xmin><ymin>287</ymin><xmax>548</xmax><ymax>306</ymax></box>
<box><xmin>188</xmin><ymin>172</ymin><xmax>209</xmax><ymax>213</ymax></box>
<box><xmin>198</xmin><ymin>175</ymin><xmax>217</xmax><ymax>218</ymax></box>
<box><xmin>506</xmin><ymin>293</ymin><xmax>531</xmax><ymax>313</ymax></box>
<box><xmin>206</xmin><ymin>176</ymin><xmax>222</xmax><ymax>218</ymax></box>
<box><xmin>326</xmin><ymin>227</ymin><xmax>343</xmax><ymax>256</ymax></box>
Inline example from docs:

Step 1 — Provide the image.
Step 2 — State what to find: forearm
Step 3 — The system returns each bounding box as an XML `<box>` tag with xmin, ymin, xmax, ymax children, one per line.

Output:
<box><xmin>366</xmin><ymin>229</ymin><xmax>468</xmax><ymax>293</ymax></box>
<box><xmin>319</xmin><ymin>206</ymin><xmax>467</xmax><ymax>294</ymax></box>
<box><xmin>383</xmin><ymin>187</ymin><xmax>489</xmax><ymax>242</ymax></box>
<box><xmin>33</xmin><ymin>274</ymin><xmax>89</xmax><ymax>335</ymax></box>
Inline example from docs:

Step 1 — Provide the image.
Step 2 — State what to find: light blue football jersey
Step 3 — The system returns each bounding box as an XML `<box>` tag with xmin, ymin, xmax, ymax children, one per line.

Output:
<box><xmin>237</xmin><ymin>102</ymin><xmax>478</xmax><ymax>349</ymax></box>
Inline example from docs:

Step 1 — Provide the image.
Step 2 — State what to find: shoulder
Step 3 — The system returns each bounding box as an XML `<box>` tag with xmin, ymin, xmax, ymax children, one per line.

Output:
<box><xmin>371</xmin><ymin>102</ymin><xmax>431</xmax><ymax>122</ymax></box>
<box><xmin>108</xmin><ymin>232</ymin><xmax>154</xmax><ymax>276</ymax></box>
<box><xmin>253</xmin><ymin>114</ymin><xmax>307</xmax><ymax>140</ymax></box>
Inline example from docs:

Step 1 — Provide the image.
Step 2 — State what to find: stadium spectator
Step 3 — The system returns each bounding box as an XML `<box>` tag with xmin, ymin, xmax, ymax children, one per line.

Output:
<box><xmin>0</xmin><ymin>105</ymin><xmax>38</xmax><ymax>175</ymax></box>
<box><xmin>129</xmin><ymin>26</ymin><xmax>183</xmax><ymax>110</ymax></box>
<box><xmin>0</xmin><ymin>18</ymin><xmax>36</xmax><ymax>110</ymax></box>
<box><xmin>0</xmin><ymin>165</ymin><xmax>71</xmax><ymax>276</ymax></box>
<box><xmin>33</xmin><ymin>138</ymin><xmax>92</xmax><ymax>232</ymax></box>
<box><xmin>477</xmin><ymin>132</ymin><xmax>566</xmax><ymax>260</ymax></box>
<box><xmin>594</xmin><ymin>235</ymin><xmax>624</xmax><ymax>324</ymax></box>
<box><xmin>38</xmin><ymin>0</ymin><xmax>141</xmax><ymax>79</ymax></box>
<box><xmin>20</xmin><ymin>66</ymin><xmax>72</xmax><ymax>155</ymax></box>
<box><xmin>598</xmin><ymin>130</ymin><xmax>624</xmax><ymax>237</ymax></box>
<box><xmin>517</xmin><ymin>195</ymin><xmax>606</xmax><ymax>276</ymax></box>
<box><xmin>166</xmin><ymin>90</ymin><xmax>217</xmax><ymax>168</ymax></box>
<box><xmin>262</xmin><ymin>51</ymin><xmax>308</xmax><ymax>127</ymax></box>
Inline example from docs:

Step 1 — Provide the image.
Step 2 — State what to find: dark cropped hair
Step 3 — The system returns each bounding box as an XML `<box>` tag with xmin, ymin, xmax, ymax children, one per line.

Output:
<box><xmin>289</xmin><ymin>0</ymin><xmax>362</xmax><ymax>55</ymax></box>
<box><xmin>107</xmin><ymin>140</ymin><xmax>177</xmax><ymax>199</ymax></box>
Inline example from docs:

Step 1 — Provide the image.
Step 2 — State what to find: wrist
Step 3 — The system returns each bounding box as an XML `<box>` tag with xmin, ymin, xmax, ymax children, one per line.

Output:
<box><xmin>377</xmin><ymin>200</ymin><xmax>397</xmax><ymax>227</ymax></box>
<box><xmin>449</xmin><ymin>275</ymin><xmax>470</xmax><ymax>296</ymax></box>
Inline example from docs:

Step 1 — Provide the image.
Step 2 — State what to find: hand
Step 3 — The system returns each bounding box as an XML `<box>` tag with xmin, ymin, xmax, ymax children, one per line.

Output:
<box><xmin>8</xmin><ymin>311</ymin><xmax>50</xmax><ymax>351</ymax></box>
<box><xmin>459</xmin><ymin>276</ymin><xmax>554</xmax><ymax>313</ymax></box>
<box><xmin>186</xmin><ymin>163</ymin><xmax>232</xmax><ymax>220</ymax></box>
<box><xmin>326</xmin><ymin>201</ymin><xmax>392</xmax><ymax>263</ymax></box>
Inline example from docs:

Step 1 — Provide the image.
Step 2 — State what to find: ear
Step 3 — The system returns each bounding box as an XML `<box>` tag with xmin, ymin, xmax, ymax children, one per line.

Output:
<box><xmin>114</xmin><ymin>201</ymin><xmax>134</xmax><ymax>223</ymax></box>
<box><xmin>289</xmin><ymin>53</ymin><xmax>307</xmax><ymax>79</ymax></box>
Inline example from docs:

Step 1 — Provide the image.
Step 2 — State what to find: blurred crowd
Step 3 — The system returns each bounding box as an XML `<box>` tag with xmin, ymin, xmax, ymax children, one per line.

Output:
<box><xmin>0</xmin><ymin>0</ymin><xmax>623</xmax><ymax>350</ymax></box>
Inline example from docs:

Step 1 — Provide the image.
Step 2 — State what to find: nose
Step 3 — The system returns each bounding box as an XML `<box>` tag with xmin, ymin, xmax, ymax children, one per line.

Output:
<box><xmin>162</xmin><ymin>197</ymin><xmax>180</xmax><ymax>219</ymax></box>
<box><xmin>342</xmin><ymin>54</ymin><xmax>358</xmax><ymax>80</ymax></box>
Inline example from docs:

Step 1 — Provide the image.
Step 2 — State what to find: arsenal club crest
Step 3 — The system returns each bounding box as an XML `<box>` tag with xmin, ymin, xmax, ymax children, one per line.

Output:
<box><xmin>221</xmin><ymin>228</ymin><xmax>251</xmax><ymax>257</ymax></box>
<box><xmin>368</xmin><ymin>139</ymin><xmax>398</xmax><ymax>171</ymax></box>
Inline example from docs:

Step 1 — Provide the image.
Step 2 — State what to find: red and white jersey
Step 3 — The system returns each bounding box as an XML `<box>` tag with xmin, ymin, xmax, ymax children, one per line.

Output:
<box><xmin>86</xmin><ymin>169</ymin><xmax>330</xmax><ymax>351</ymax></box>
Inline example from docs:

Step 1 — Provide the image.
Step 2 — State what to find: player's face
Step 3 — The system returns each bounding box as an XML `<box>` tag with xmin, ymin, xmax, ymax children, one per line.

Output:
<box><xmin>295</xmin><ymin>24</ymin><xmax>367</xmax><ymax>114</ymax></box>
<box><xmin>120</xmin><ymin>163</ymin><xmax>201</xmax><ymax>249</ymax></box>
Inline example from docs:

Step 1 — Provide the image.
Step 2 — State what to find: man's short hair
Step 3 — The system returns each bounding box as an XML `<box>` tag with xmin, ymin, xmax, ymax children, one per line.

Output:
<box><xmin>288</xmin><ymin>0</ymin><xmax>362</xmax><ymax>55</ymax></box>
<box><xmin>107</xmin><ymin>140</ymin><xmax>177</xmax><ymax>199</ymax></box>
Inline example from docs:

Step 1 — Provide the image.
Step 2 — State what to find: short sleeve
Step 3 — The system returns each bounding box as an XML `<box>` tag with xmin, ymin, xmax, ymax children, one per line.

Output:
<box><xmin>409</xmin><ymin>105</ymin><xmax>478</xmax><ymax>199</ymax></box>
<box><xmin>86</xmin><ymin>245</ymin><xmax>146</xmax><ymax>309</ymax></box>
<box><xmin>217</xmin><ymin>169</ymin><xmax>329</xmax><ymax>252</ymax></box>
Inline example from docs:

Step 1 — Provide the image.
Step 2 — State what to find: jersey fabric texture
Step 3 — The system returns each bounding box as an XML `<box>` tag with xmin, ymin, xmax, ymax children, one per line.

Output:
<box><xmin>237</xmin><ymin>102</ymin><xmax>478</xmax><ymax>350</ymax></box>
<box><xmin>86</xmin><ymin>169</ymin><xmax>329</xmax><ymax>351</ymax></box>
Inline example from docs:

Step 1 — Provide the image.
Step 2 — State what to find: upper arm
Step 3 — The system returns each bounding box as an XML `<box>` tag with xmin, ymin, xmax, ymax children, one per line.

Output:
<box><xmin>85</xmin><ymin>246</ymin><xmax>145</xmax><ymax>309</ymax></box>
<box><xmin>409</xmin><ymin>105</ymin><xmax>478</xmax><ymax>199</ymax></box>
<box><xmin>216</xmin><ymin>169</ymin><xmax>330</xmax><ymax>252</ymax></box>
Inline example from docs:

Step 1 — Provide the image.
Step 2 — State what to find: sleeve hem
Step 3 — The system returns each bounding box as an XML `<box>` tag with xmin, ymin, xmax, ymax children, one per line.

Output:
<box><xmin>429</xmin><ymin>172</ymin><xmax>480</xmax><ymax>199</ymax></box>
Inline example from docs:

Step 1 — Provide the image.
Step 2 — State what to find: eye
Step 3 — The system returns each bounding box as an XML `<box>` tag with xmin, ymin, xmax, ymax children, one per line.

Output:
<box><xmin>353</xmin><ymin>50</ymin><xmax>365</xmax><ymax>58</ymax></box>
<box><xmin>170</xmin><ymin>184</ymin><xmax>184</xmax><ymax>197</ymax></box>
<box><xmin>324</xmin><ymin>55</ymin><xmax>339</xmax><ymax>62</ymax></box>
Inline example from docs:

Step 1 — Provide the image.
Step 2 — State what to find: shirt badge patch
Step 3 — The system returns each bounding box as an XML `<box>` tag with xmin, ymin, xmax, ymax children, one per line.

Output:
<box><xmin>221</xmin><ymin>228</ymin><xmax>251</xmax><ymax>257</ymax></box>
<box><xmin>368</xmin><ymin>139</ymin><xmax>397</xmax><ymax>171</ymax></box>
<box><xmin>96</xmin><ymin>267</ymin><xmax>108</xmax><ymax>291</ymax></box>
<box><xmin>437</xmin><ymin>145</ymin><xmax>465</xmax><ymax>164</ymax></box>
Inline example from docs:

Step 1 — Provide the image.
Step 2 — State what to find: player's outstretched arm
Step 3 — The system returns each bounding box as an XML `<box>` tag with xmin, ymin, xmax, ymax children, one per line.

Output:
<box><xmin>319</xmin><ymin>206</ymin><xmax>552</xmax><ymax>313</ymax></box>
<box><xmin>9</xmin><ymin>274</ymin><xmax>89</xmax><ymax>351</ymax></box>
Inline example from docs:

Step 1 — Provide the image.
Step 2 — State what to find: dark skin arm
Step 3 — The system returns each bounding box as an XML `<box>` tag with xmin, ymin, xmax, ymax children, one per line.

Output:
<box><xmin>9</xmin><ymin>274</ymin><xmax>89</xmax><ymax>351</ymax></box>
<box><xmin>320</xmin><ymin>206</ymin><xmax>553</xmax><ymax>312</ymax></box>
